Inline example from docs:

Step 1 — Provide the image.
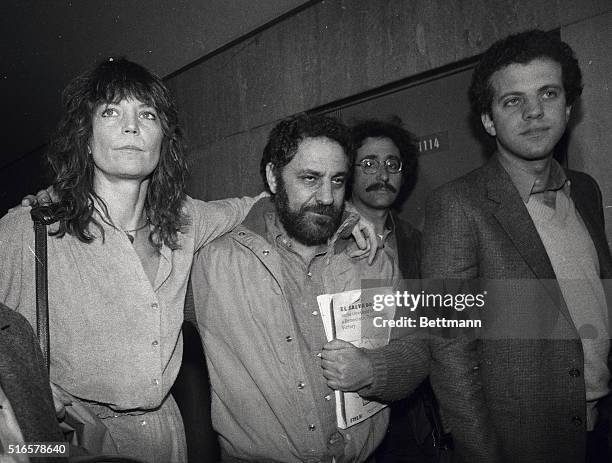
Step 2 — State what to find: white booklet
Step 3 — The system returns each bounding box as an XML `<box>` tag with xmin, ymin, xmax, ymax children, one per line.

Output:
<box><xmin>317</xmin><ymin>287</ymin><xmax>396</xmax><ymax>429</ymax></box>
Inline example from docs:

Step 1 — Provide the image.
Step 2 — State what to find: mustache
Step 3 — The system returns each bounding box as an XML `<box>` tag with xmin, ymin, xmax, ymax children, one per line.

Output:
<box><xmin>365</xmin><ymin>182</ymin><xmax>397</xmax><ymax>193</ymax></box>
<box><xmin>301</xmin><ymin>204</ymin><xmax>339</xmax><ymax>218</ymax></box>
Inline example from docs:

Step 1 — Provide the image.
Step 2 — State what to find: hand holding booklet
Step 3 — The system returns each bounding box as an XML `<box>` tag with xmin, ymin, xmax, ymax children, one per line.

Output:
<box><xmin>317</xmin><ymin>287</ymin><xmax>396</xmax><ymax>429</ymax></box>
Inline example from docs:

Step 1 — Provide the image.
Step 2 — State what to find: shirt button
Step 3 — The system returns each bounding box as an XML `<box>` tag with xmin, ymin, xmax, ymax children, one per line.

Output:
<box><xmin>308</xmin><ymin>424</ymin><xmax>316</xmax><ymax>431</ymax></box>
<box><xmin>140</xmin><ymin>420</ymin><xmax>147</xmax><ymax>426</ymax></box>
<box><xmin>286</xmin><ymin>335</ymin><xmax>293</xmax><ymax>342</ymax></box>
<box><xmin>152</xmin><ymin>340</ymin><xmax>159</xmax><ymax>347</ymax></box>
<box><xmin>316</xmin><ymin>352</ymin><xmax>322</xmax><ymax>358</ymax></box>
<box><xmin>569</xmin><ymin>368</ymin><xmax>581</xmax><ymax>377</ymax></box>
<box><xmin>312</xmin><ymin>310</ymin><xmax>319</xmax><ymax>316</ymax></box>
<box><xmin>263</xmin><ymin>250</ymin><xmax>270</xmax><ymax>256</ymax></box>
<box><xmin>572</xmin><ymin>416</ymin><xmax>583</xmax><ymax>426</ymax></box>
<box><xmin>152</xmin><ymin>378</ymin><xmax>159</xmax><ymax>386</ymax></box>
<box><xmin>297</xmin><ymin>382</ymin><xmax>305</xmax><ymax>390</ymax></box>
<box><xmin>324</xmin><ymin>394</ymin><xmax>331</xmax><ymax>401</ymax></box>
<box><xmin>151</xmin><ymin>302</ymin><xmax>159</xmax><ymax>309</ymax></box>
<box><xmin>306</xmin><ymin>271</ymin><xmax>312</xmax><ymax>278</ymax></box>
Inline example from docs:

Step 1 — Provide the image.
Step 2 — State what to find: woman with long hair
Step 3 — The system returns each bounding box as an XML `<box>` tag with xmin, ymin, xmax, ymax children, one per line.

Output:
<box><xmin>0</xmin><ymin>58</ymin><xmax>264</xmax><ymax>462</ymax></box>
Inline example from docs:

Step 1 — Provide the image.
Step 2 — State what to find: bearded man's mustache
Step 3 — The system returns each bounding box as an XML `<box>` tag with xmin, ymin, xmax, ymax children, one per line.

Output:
<box><xmin>301</xmin><ymin>204</ymin><xmax>337</xmax><ymax>218</ymax></box>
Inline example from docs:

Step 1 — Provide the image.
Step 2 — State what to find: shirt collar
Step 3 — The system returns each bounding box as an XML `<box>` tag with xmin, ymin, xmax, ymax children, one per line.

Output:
<box><xmin>90</xmin><ymin>204</ymin><xmax>172</xmax><ymax>265</ymax></box>
<box><xmin>496</xmin><ymin>152</ymin><xmax>568</xmax><ymax>203</ymax></box>
<box><xmin>377</xmin><ymin>213</ymin><xmax>395</xmax><ymax>247</ymax></box>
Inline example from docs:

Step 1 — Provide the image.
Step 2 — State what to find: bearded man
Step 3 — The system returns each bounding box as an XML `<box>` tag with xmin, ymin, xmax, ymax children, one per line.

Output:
<box><xmin>190</xmin><ymin>114</ymin><xmax>401</xmax><ymax>462</ymax></box>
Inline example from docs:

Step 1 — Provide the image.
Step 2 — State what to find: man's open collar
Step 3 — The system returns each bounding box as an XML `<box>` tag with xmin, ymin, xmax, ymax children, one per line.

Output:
<box><xmin>495</xmin><ymin>152</ymin><xmax>568</xmax><ymax>203</ymax></box>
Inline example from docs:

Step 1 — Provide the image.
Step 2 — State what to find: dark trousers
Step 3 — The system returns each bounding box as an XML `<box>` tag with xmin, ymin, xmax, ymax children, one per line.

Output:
<box><xmin>587</xmin><ymin>419</ymin><xmax>611</xmax><ymax>463</ymax></box>
<box><xmin>171</xmin><ymin>321</ymin><xmax>220</xmax><ymax>463</ymax></box>
<box><xmin>375</xmin><ymin>381</ymin><xmax>449</xmax><ymax>463</ymax></box>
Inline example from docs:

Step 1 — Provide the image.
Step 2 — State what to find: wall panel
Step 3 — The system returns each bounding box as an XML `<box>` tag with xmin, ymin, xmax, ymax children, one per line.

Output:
<box><xmin>167</xmin><ymin>0</ymin><xmax>611</xmax><ymax>201</ymax></box>
<box><xmin>563</xmin><ymin>11</ymin><xmax>612</xmax><ymax>246</ymax></box>
<box><xmin>187</xmin><ymin>124</ymin><xmax>275</xmax><ymax>199</ymax></box>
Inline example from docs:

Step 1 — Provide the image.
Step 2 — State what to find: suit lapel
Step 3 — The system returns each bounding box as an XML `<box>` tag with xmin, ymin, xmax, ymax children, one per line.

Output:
<box><xmin>569</xmin><ymin>173</ymin><xmax>612</xmax><ymax>279</ymax></box>
<box><xmin>486</xmin><ymin>159</ymin><xmax>556</xmax><ymax>279</ymax></box>
<box><xmin>484</xmin><ymin>158</ymin><xmax>574</xmax><ymax>323</ymax></box>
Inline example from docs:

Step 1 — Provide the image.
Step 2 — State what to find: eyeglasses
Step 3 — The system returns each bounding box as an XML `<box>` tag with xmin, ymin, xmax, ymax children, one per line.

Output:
<box><xmin>354</xmin><ymin>158</ymin><xmax>403</xmax><ymax>175</ymax></box>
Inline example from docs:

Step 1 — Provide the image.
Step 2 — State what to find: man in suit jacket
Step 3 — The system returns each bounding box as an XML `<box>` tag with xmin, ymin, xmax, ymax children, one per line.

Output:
<box><xmin>349</xmin><ymin>118</ymin><xmax>448</xmax><ymax>462</ymax></box>
<box><xmin>422</xmin><ymin>29</ymin><xmax>612</xmax><ymax>463</ymax></box>
<box><xmin>0</xmin><ymin>302</ymin><xmax>65</xmax><ymax>462</ymax></box>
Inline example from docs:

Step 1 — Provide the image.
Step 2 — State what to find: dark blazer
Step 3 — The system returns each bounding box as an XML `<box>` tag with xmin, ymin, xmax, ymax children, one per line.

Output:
<box><xmin>422</xmin><ymin>156</ymin><xmax>612</xmax><ymax>463</ymax></box>
<box><xmin>370</xmin><ymin>205</ymin><xmax>502</xmax><ymax>462</ymax></box>
<box><xmin>0</xmin><ymin>303</ymin><xmax>65</xmax><ymax>462</ymax></box>
<box><xmin>394</xmin><ymin>214</ymin><xmax>422</xmax><ymax>280</ymax></box>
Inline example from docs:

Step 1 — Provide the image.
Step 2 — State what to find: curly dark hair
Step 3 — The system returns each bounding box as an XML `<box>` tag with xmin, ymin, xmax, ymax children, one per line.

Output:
<box><xmin>351</xmin><ymin>117</ymin><xmax>418</xmax><ymax>196</ymax></box>
<box><xmin>259</xmin><ymin>113</ymin><xmax>354</xmax><ymax>191</ymax></box>
<box><xmin>469</xmin><ymin>29</ymin><xmax>583</xmax><ymax>117</ymax></box>
<box><xmin>47</xmin><ymin>57</ymin><xmax>189</xmax><ymax>250</ymax></box>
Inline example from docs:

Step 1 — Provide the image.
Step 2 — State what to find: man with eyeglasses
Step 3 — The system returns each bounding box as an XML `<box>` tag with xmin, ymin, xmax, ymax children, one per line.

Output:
<box><xmin>350</xmin><ymin>118</ymin><xmax>419</xmax><ymax>266</ymax></box>
<box><xmin>349</xmin><ymin>119</ymin><xmax>448</xmax><ymax>462</ymax></box>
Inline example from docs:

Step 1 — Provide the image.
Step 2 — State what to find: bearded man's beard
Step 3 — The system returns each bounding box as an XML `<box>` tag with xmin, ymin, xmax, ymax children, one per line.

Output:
<box><xmin>274</xmin><ymin>178</ymin><xmax>344</xmax><ymax>246</ymax></box>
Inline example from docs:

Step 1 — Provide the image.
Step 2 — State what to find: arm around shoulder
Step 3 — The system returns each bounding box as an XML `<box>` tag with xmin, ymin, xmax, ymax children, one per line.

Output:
<box><xmin>188</xmin><ymin>192</ymin><xmax>268</xmax><ymax>250</ymax></box>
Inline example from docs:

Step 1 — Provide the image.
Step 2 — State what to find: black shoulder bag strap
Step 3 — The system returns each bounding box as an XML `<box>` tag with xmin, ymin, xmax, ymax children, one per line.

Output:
<box><xmin>31</xmin><ymin>205</ymin><xmax>59</xmax><ymax>371</ymax></box>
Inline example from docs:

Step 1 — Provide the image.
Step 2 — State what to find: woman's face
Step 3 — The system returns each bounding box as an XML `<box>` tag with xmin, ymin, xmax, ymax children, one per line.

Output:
<box><xmin>90</xmin><ymin>97</ymin><xmax>163</xmax><ymax>182</ymax></box>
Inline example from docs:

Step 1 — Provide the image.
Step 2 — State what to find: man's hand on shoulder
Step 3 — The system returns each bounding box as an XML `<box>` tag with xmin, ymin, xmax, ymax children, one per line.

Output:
<box><xmin>321</xmin><ymin>339</ymin><xmax>374</xmax><ymax>392</ymax></box>
<box><xmin>345</xmin><ymin>202</ymin><xmax>379</xmax><ymax>265</ymax></box>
